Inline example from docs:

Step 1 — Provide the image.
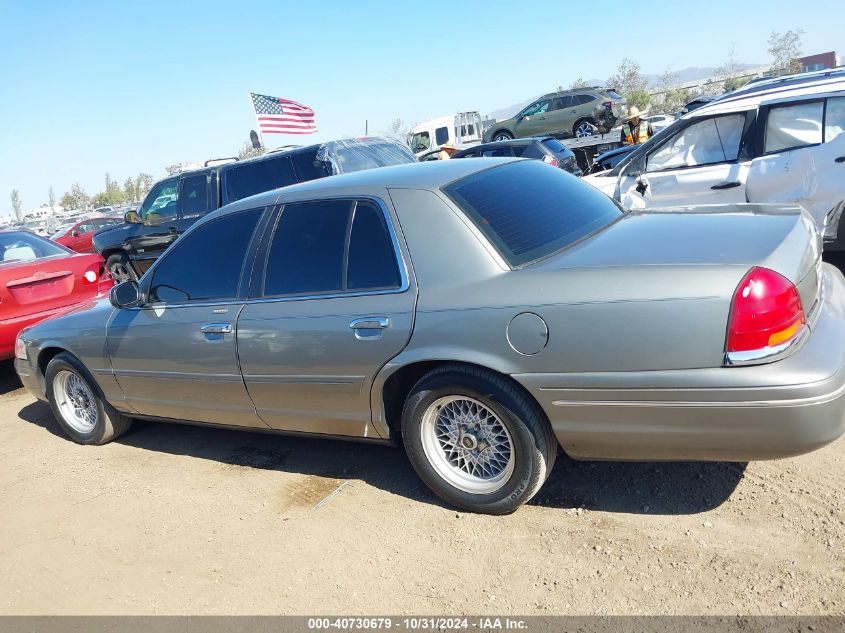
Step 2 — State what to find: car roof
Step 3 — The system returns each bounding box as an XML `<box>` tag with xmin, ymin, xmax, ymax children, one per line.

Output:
<box><xmin>463</xmin><ymin>137</ymin><xmax>551</xmax><ymax>149</ymax></box>
<box><xmin>217</xmin><ymin>158</ymin><xmax>517</xmax><ymax>213</ymax></box>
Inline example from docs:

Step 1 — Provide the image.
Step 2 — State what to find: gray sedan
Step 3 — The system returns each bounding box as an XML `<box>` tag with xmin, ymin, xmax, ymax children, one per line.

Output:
<box><xmin>14</xmin><ymin>158</ymin><xmax>845</xmax><ymax>514</ymax></box>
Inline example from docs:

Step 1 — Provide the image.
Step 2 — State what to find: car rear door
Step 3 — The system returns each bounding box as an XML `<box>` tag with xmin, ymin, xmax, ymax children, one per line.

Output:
<box><xmin>747</xmin><ymin>95</ymin><xmax>845</xmax><ymax>228</ymax></box>
<box><xmin>622</xmin><ymin>112</ymin><xmax>752</xmax><ymax>209</ymax></box>
<box><xmin>236</xmin><ymin>196</ymin><xmax>416</xmax><ymax>438</ymax></box>
<box><xmin>107</xmin><ymin>207</ymin><xmax>270</xmax><ymax>427</ymax></box>
<box><xmin>66</xmin><ymin>221</ymin><xmax>95</xmax><ymax>252</ymax></box>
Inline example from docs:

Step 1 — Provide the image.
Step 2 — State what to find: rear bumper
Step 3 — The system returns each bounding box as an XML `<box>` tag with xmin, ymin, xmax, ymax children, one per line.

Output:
<box><xmin>514</xmin><ymin>263</ymin><xmax>845</xmax><ymax>462</ymax></box>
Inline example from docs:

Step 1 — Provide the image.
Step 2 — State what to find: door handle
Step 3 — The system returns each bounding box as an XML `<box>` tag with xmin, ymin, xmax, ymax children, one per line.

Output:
<box><xmin>711</xmin><ymin>181</ymin><xmax>742</xmax><ymax>190</ymax></box>
<box><xmin>201</xmin><ymin>323</ymin><xmax>232</xmax><ymax>334</ymax></box>
<box><xmin>349</xmin><ymin>317</ymin><xmax>390</xmax><ymax>330</ymax></box>
<box><xmin>168</xmin><ymin>226</ymin><xmax>179</xmax><ymax>234</ymax></box>
<box><xmin>835</xmin><ymin>156</ymin><xmax>845</xmax><ymax>163</ymax></box>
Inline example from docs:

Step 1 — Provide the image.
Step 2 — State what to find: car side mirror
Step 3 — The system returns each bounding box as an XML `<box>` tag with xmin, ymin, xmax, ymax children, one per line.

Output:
<box><xmin>124</xmin><ymin>210</ymin><xmax>139</xmax><ymax>224</ymax></box>
<box><xmin>110</xmin><ymin>281</ymin><xmax>141</xmax><ymax>309</ymax></box>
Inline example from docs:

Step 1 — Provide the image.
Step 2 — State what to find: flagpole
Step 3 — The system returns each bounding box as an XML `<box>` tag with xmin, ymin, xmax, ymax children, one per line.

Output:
<box><xmin>247</xmin><ymin>91</ymin><xmax>267</xmax><ymax>150</ymax></box>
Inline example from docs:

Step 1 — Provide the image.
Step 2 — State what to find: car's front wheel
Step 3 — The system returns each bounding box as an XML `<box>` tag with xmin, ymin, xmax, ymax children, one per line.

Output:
<box><xmin>401</xmin><ymin>365</ymin><xmax>557</xmax><ymax>514</ymax></box>
<box><xmin>492</xmin><ymin>130</ymin><xmax>513</xmax><ymax>142</ymax></box>
<box><xmin>46</xmin><ymin>352</ymin><xmax>133</xmax><ymax>445</ymax></box>
<box><xmin>105</xmin><ymin>252</ymin><xmax>138</xmax><ymax>283</ymax></box>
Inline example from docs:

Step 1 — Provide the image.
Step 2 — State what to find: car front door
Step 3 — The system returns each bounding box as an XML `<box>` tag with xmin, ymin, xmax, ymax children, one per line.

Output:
<box><xmin>67</xmin><ymin>221</ymin><xmax>95</xmax><ymax>252</ymax></box>
<box><xmin>747</xmin><ymin>95</ymin><xmax>845</xmax><ymax>229</ymax></box>
<box><xmin>107</xmin><ymin>206</ymin><xmax>270</xmax><ymax>427</ymax></box>
<box><xmin>236</xmin><ymin>196</ymin><xmax>416</xmax><ymax>438</ymax></box>
<box><xmin>129</xmin><ymin>178</ymin><xmax>180</xmax><ymax>274</ymax></box>
<box><xmin>621</xmin><ymin>112</ymin><xmax>752</xmax><ymax>210</ymax></box>
<box><xmin>513</xmin><ymin>98</ymin><xmax>552</xmax><ymax>138</ymax></box>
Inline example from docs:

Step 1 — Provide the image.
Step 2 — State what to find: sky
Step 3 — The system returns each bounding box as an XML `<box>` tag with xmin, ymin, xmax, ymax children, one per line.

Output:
<box><xmin>0</xmin><ymin>0</ymin><xmax>842</xmax><ymax>217</ymax></box>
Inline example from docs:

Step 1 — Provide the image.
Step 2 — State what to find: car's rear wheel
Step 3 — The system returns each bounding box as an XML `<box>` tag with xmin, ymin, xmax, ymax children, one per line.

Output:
<box><xmin>105</xmin><ymin>252</ymin><xmax>137</xmax><ymax>283</ymax></box>
<box><xmin>492</xmin><ymin>130</ymin><xmax>513</xmax><ymax>141</ymax></box>
<box><xmin>46</xmin><ymin>352</ymin><xmax>132</xmax><ymax>445</ymax></box>
<box><xmin>573</xmin><ymin>118</ymin><xmax>597</xmax><ymax>138</ymax></box>
<box><xmin>401</xmin><ymin>365</ymin><xmax>557</xmax><ymax>514</ymax></box>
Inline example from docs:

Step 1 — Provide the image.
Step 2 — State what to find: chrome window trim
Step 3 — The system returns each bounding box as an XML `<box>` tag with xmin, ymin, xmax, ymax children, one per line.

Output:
<box><xmin>257</xmin><ymin>195</ymin><xmax>410</xmax><ymax>302</ymax></box>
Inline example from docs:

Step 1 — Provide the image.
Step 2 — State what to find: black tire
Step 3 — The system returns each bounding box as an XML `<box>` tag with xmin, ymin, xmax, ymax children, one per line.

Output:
<box><xmin>401</xmin><ymin>365</ymin><xmax>557</xmax><ymax>515</ymax></box>
<box><xmin>573</xmin><ymin>118</ymin><xmax>597</xmax><ymax>138</ymax></box>
<box><xmin>45</xmin><ymin>352</ymin><xmax>132</xmax><ymax>445</ymax></box>
<box><xmin>105</xmin><ymin>252</ymin><xmax>138</xmax><ymax>283</ymax></box>
<box><xmin>491</xmin><ymin>130</ymin><xmax>513</xmax><ymax>142</ymax></box>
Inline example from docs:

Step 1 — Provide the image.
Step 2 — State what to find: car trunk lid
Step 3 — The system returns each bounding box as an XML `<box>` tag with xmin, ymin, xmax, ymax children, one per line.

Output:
<box><xmin>529</xmin><ymin>204</ymin><xmax>821</xmax><ymax>313</ymax></box>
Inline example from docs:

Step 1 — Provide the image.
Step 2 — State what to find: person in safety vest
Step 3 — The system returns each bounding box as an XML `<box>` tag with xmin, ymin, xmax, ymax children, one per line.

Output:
<box><xmin>437</xmin><ymin>142</ymin><xmax>459</xmax><ymax>160</ymax></box>
<box><xmin>620</xmin><ymin>106</ymin><xmax>653</xmax><ymax>145</ymax></box>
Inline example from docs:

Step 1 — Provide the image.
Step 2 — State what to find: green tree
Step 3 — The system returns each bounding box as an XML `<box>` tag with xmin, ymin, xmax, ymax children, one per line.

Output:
<box><xmin>768</xmin><ymin>30</ymin><xmax>803</xmax><ymax>76</ymax></box>
<box><xmin>238</xmin><ymin>141</ymin><xmax>263</xmax><ymax>160</ymax></box>
<box><xmin>123</xmin><ymin>177</ymin><xmax>136</xmax><ymax>203</ymax></box>
<box><xmin>10</xmin><ymin>190</ymin><xmax>22</xmax><ymax>222</ymax></box>
<box><xmin>627</xmin><ymin>90</ymin><xmax>651</xmax><ymax>112</ymax></box>
<box><xmin>135</xmin><ymin>174</ymin><xmax>154</xmax><ymax>201</ymax></box>
<box><xmin>59</xmin><ymin>183</ymin><xmax>89</xmax><ymax>211</ymax></box>
<box><xmin>607</xmin><ymin>59</ymin><xmax>648</xmax><ymax>101</ymax></box>
<box><xmin>654</xmin><ymin>67</ymin><xmax>687</xmax><ymax>114</ymax></box>
<box><xmin>569</xmin><ymin>77</ymin><xmax>590</xmax><ymax>89</ymax></box>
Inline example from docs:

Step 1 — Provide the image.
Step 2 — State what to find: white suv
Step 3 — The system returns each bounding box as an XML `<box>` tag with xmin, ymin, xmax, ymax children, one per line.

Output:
<box><xmin>585</xmin><ymin>69</ymin><xmax>845</xmax><ymax>249</ymax></box>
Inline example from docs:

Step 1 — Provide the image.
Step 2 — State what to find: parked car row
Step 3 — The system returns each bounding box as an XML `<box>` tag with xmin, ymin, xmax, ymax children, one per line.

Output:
<box><xmin>13</xmin><ymin>157</ymin><xmax>845</xmax><ymax>514</ymax></box>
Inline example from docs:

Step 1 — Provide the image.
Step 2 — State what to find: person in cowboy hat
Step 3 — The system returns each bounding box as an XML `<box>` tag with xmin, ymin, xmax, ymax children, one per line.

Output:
<box><xmin>620</xmin><ymin>106</ymin><xmax>654</xmax><ymax>146</ymax></box>
<box><xmin>437</xmin><ymin>142</ymin><xmax>459</xmax><ymax>160</ymax></box>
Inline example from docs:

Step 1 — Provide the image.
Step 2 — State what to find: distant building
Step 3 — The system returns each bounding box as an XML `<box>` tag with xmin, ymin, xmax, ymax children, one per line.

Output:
<box><xmin>798</xmin><ymin>51</ymin><xmax>840</xmax><ymax>73</ymax></box>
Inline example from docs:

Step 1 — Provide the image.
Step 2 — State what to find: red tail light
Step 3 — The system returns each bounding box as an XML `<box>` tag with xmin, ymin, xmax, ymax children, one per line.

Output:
<box><xmin>726</xmin><ymin>267</ymin><xmax>805</xmax><ymax>354</ymax></box>
<box><xmin>603</xmin><ymin>101</ymin><xmax>613</xmax><ymax>109</ymax></box>
<box><xmin>542</xmin><ymin>155</ymin><xmax>559</xmax><ymax>167</ymax></box>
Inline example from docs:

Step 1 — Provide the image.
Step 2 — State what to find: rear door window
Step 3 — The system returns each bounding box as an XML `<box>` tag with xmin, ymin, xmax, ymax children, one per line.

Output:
<box><xmin>264</xmin><ymin>200</ymin><xmax>350</xmax><ymax>296</ymax></box>
<box><xmin>223</xmin><ymin>155</ymin><xmax>298</xmax><ymax>204</ymax></box>
<box><xmin>765</xmin><ymin>100</ymin><xmax>824</xmax><ymax>153</ymax></box>
<box><xmin>443</xmin><ymin>161</ymin><xmax>621</xmax><ymax>267</ymax></box>
<box><xmin>262</xmin><ymin>199</ymin><xmax>402</xmax><ymax>296</ymax></box>
<box><xmin>179</xmin><ymin>173</ymin><xmax>210</xmax><ymax>217</ymax></box>
<box><xmin>515</xmin><ymin>143</ymin><xmax>545</xmax><ymax>159</ymax></box>
<box><xmin>482</xmin><ymin>147</ymin><xmax>516</xmax><ymax>158</ymax></box>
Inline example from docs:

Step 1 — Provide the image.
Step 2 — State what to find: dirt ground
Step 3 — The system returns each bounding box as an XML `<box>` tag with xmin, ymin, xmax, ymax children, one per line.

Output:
<box><xmin>0</xmin><ymin>361</ymin><xmax>843</xmax><ymax>617</ymax></box>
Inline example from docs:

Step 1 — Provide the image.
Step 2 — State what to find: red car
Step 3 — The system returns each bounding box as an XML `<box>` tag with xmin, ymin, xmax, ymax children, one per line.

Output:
<box><xmin>51</xmin><ymin>217</ymin><xmax>122</xmax><ymax>253</ymax></box>
<box><xmin>0</xmin><ymin>231</ymin><xmax>114</xmax><ymax>360</ymax></box>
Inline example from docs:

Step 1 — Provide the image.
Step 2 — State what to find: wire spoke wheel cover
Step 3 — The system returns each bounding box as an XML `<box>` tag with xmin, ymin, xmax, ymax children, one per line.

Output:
<box><xmin>53</xmin><ymin>369</ymin><xmax>98</xmax><ymax>434</ymax></box>
<box><xmin>420</xmin><ymin>395</ymin><xmax>515</xmax><ymax>494</ymax></box>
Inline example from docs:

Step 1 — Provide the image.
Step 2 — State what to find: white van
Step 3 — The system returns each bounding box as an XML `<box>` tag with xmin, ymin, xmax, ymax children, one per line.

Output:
<box><xmin>408</xmin><ymin>112</ymin><xmax>483</xmax><ymax>158</ymax></box>
<box><xmin>584</xmin><ymin>69</ymin><xmax>845</xmax><ymax>249</ymax></box>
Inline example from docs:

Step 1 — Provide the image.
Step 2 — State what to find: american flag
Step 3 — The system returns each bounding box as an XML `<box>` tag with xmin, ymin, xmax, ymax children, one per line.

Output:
<box><xmin>249</xmin><ymin>92</ymin><xmax>317</xmax><ymax>135</ymax></box>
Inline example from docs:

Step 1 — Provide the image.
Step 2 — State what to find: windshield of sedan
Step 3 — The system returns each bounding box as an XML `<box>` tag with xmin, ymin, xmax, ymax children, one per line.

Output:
<box><xmin>443</xmin><ymin>161</ymin><xmax>622</xmax><ymax>267</ymax></box>
<box><xmin>0</xmin><ymin>231</ymin><xmax>69</xmax><ymax>264</ymax></box>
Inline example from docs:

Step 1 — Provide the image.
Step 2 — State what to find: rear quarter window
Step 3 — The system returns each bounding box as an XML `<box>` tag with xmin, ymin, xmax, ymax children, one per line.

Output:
<box><xmin>443</xmin><ymin>161</ymin><xmax>621</xmax><ymax>267</ymax></box>
<box><xmin>223</xmin><ymin>155</ymin><xmax>298</xmax><ymax>204</ymax></box>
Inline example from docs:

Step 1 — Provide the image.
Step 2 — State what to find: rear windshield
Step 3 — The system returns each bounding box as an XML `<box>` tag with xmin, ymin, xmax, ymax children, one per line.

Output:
<box><xmin>541</xmin><ymin>138</ymin><xmax>569</xmax><ymax>154</ymax></box>
<box><xmin>325</xmin><ymin>141</ymin><xmax>416</xmax><ymax>174</ymax></box>
<box><xmin>603</xmin><ymin>90</ymin><xmax>624</xmax><ymax>100</ymax></box>
<box><xmin>443</xmin><ymin>161</ymin><xmax>621</xmax><ymax>267</ymax></box>
<box><xmin>0</xmin><ymin>231</ymin><xmax>68</xmax><ymax>264</ymax></box>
